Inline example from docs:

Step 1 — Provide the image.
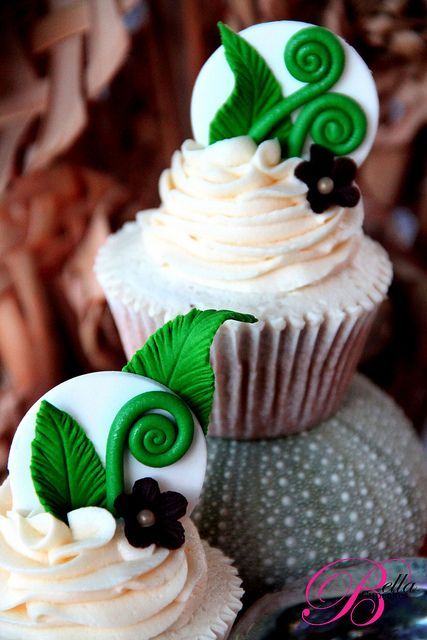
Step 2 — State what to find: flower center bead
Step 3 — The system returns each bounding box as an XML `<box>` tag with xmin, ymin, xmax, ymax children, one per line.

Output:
<box><xmin>317</xmin><ymin>176</ymin><xmax>334</xmax><ymax>194</ymax></box>
<box><xmin>137</xmin><ymin>509</ymin><xmax>156</xmax><ymax>527</ymax></box>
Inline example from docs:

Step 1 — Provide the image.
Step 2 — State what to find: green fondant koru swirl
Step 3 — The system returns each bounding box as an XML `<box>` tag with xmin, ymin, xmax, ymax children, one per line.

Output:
<box><xmin>106</xmin><ymin>391</ymin><xmax>194</xmax><ymax>513</ymax></box>
<box><xmin>210</xmin><ymin>24</ymin><xmax>367</xmax><ymax>157</ymax></box>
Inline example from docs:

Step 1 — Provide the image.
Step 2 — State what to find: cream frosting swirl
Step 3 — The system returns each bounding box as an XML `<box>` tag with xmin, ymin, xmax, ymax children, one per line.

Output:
<box><xmin>0</xmin><ymin>479</ymin><xmax>207</xmax><ymax>639</ymax></box>
<box><xmin>140</xmin><ymin>136</ymin><xmax>363</xmax><ymax>293</ymax></box>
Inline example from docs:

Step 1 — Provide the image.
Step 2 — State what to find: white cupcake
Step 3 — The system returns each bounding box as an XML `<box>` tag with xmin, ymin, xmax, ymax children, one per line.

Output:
<box><xmin>96</xmin><ymin>136</ymin><xmax>392</xmax><ymax>438</ymax></box>
<box><xmin>0</xmin><ymin>312</ymin><xmax>245</xmax><ymax>639</ymax></box>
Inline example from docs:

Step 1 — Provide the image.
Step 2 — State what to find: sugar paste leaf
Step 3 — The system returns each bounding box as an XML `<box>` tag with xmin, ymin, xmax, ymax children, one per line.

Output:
<box><xmin>31</xmin><ymin>400</ymin><xmax>107</xmax><ymax>523</ymax></box>
<box><xmin>123</xmin><ymin>309</ymin><xmax>257</xmax><ymax>433</ymax></box>
<box><xmin>209</xmin><ymin>22</ymin><xmax>290</xmax><ymax>145</ymax></box>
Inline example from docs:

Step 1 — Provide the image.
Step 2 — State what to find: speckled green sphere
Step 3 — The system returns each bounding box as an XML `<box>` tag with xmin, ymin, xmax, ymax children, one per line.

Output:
<box><xmin>193</xmin><ymin>375</ymin><xmax>427</xmax><ymax>597</ymax></box>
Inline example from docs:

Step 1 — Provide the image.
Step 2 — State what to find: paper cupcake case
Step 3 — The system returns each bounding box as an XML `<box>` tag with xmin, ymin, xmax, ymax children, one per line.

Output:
<box><xmin>209</xmin><ymin>309</ymin><xmax>379</xmax><ymax>438</ymax></box>
<box><xmin>165</xmin><ymin>543</ymin><xmax>243</xmax><ymax>640</ymax></box>
<box><xmin>106</xmin><ymin>292</ymin><xmax>378</xmax><ymax>438</ymax></box>
<box><xmin>97</xmin><ymin>222</ymin><xmax>392</xmax><ymax>439</ymax></box>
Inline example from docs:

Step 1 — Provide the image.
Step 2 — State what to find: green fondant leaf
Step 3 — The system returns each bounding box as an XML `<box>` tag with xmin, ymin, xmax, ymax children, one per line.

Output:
<box><xmin>31</xmin><ymin>400</ymin><xmax>107</xmax><ymax>523</ymax></box>
<box><xmin>123</xmin><ymin>309</ymin><xmax>257</xmax><ymax>434</ymax></box>
<box><xmin>209</xmin><ymin>22</ymin><xmax>290</xmax><ymax>145</ymax></box>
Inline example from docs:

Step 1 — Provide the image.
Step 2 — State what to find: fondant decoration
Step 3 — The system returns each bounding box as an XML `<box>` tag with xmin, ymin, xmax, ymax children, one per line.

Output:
<box><xmin>191</xmin><ymin>21</ymin><xmax>379</xmax><ymax>165</ymax></box>
<box><xmin>106</xmin><ymin>392</ymin><xmax>194</xmax><ymax>513</ymax></box>
<box><xmin>9</xmin><ymin>372</ymin><xmax>207</xmax><ymax>516</ymax></box>
<box><xmin>10</xmin><ymin>309</ymin><xmax>254</xmax><ymax>520</ymax></box>
<box><xmin>295</xmin><ymin>144</ymin><xmax>360</xmax><ymax>213</ymax></box>
<box><xmin>31</xmin><ymin>400</ymin><xmax>107</xmax><ymax>523</ymax></box>
<box><xmin>124</xmin><ymin>308</ymin><xmax>257</xmax><ymax>434</ymax></box>
<box><xmin>193</xmin><ymin>375</ymin><xmax>427</xmax><ymax>597</ymax></box>
<box><xmin>209</xmin><ymin>23</ymin><xmax>366</xmax><ymax>157</ymax></box>
<box><xmin>115</xmin><ymin>477</ymin><xmax>188</xmax><ymax>549</ymax></box>
<box><xmin>209</xmin><ymin>23</ymin><xmax>292</xmax><ymax>150</ymax></box>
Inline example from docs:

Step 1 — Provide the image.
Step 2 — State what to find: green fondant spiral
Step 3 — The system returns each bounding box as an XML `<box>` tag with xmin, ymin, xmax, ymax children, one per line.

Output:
<box><xmin>106</xmin><ymin>391</ymin><xmax>194</xmax><ymax>513</ymax></box>
<box><xmin>288</xmin><ymin>92</ymin><xmax>367</xmax><ymax>157</ymax></box>
<box><xmin>249</xmin><ymin>26</ymin><xmax>365</xmax><ymax>156</ymax></box>
<box><xmin>285</xmin><ymin>26</ymin><xmax>344</xmax><ymax>89</ymax></box>
<box><xmin>250</xmin><ymin>27</ymin><xmax>345</xmax><ymax>144</ymax></box>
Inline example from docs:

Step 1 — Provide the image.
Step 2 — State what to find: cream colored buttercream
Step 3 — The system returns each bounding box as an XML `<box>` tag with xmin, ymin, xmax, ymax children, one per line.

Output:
<box><xmin>140</xmin><ymin>136</ymin><xmax>364</xmax><ymax>292</ymax></box>
<box><xmin>0</xmin><ymin>479</ymin><xmax>208</xmax><ymax>639</ymax></box>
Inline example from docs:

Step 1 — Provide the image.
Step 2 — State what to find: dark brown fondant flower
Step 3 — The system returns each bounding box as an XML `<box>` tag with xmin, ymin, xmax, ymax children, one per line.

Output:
<box><xmin>115</xmin><ymin>477</ymin><xmax>188</xmax><ymax>549</ymax></box>
<box><xmin>295</xmin><ymin>144</ymin><xmax>360</xmax><ymax>214</ymax></box>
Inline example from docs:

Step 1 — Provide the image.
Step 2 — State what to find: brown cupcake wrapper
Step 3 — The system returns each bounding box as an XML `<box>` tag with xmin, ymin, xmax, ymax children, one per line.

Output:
<box><xmin>107</xmin><ymin>292</ymin><xmax>379</xmax><ymax>439</ymax></box>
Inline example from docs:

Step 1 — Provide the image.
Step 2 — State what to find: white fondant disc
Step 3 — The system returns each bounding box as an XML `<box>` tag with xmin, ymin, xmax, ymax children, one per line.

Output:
<box><xmin>8</xmin><ymin>372</ymin><xmax>207</xmax><ymax>516</ymax></box>
<box><xmin>191</xmin><ymin>20</ymin><xmax>378</xmax><ymax>165</ymax></box>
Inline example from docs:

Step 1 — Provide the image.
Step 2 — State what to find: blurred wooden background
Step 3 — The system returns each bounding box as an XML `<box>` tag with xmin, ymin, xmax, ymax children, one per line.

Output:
<box><xmin>0</xmin><ymin>0</ymin><xmax>426</xmax><ymax>473</ymax></box>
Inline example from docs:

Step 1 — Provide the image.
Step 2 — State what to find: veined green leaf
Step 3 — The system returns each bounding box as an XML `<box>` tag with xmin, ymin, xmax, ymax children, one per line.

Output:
<box><xmin>209</xmin><ymin>22</ymin><xmax>290</xmax><ymax>144</ymax></box>
<box><xmin>31</xmin><ymin>401</ymin><xmax>107</xmax><ymax>523</ymax></box>
<box><xmin>123</xmin><ymin>309</ymin><xmax>257</xmax><ymax>434</ymax></box>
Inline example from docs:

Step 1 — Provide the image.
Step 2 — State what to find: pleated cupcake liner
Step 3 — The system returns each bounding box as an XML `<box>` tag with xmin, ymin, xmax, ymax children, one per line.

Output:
<box><xmin>97</xmin><ymin>222</ymin><xmax>392</xmax><ymax>439</ymax></box>
<box><xmin>106</xmin><ymin>292</ymin><xmax>379</xmax><ymax>438</ymax></box>
<box><xmin>164</xmin><ymin>542</ymin><xmax>243</xmax><ymax>640</ymax></box>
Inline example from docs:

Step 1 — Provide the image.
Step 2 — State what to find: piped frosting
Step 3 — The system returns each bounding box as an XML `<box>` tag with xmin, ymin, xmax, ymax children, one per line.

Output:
<box><xmin>140</xmin><ymin>136</ymin><xmax>364</xmax><ymax>293</ymax></box>
<box><xmin>0</xmin><ymin>479</ymin><xmax>208</xmax><ymax>639</ymax></box>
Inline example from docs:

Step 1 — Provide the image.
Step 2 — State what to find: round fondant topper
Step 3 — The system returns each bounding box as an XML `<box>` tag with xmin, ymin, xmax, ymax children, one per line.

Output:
<box><xmin>7</xmin><ymin>308</ymin><xmax>257</xmax><ymax>532</ymax></box>
<box><xmin>191</xmin><ymin>21</ymin><xmax>379</xmax><ymax>165</ymax></box>
<box><xmin>9</xmin><ymin>372</ymin><xmax>206</xmax><ymax>517</ymax></box>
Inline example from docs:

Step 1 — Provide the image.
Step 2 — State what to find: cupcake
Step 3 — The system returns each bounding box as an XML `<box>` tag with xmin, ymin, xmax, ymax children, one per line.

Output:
<box><xmin>96</xmin><ymin>21</ymin><xmax>392</xmax><ymax>438</ymax></box>
<box><xmin>0</xmin><ymin>310</ymin><xmax>246</xmax><ymax>639</ymax></box>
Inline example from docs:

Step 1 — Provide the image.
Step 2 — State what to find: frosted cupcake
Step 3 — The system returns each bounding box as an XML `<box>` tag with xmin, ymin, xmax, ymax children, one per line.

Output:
<box><xmin>0</xmin><ymin>310</ymin><xmax>246</xmax><ymax>639</ymax></box>
<box><xmin>96</xmin><ymin>21</ymin><xmax>392</xmax><ymax>438</ymax></box>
